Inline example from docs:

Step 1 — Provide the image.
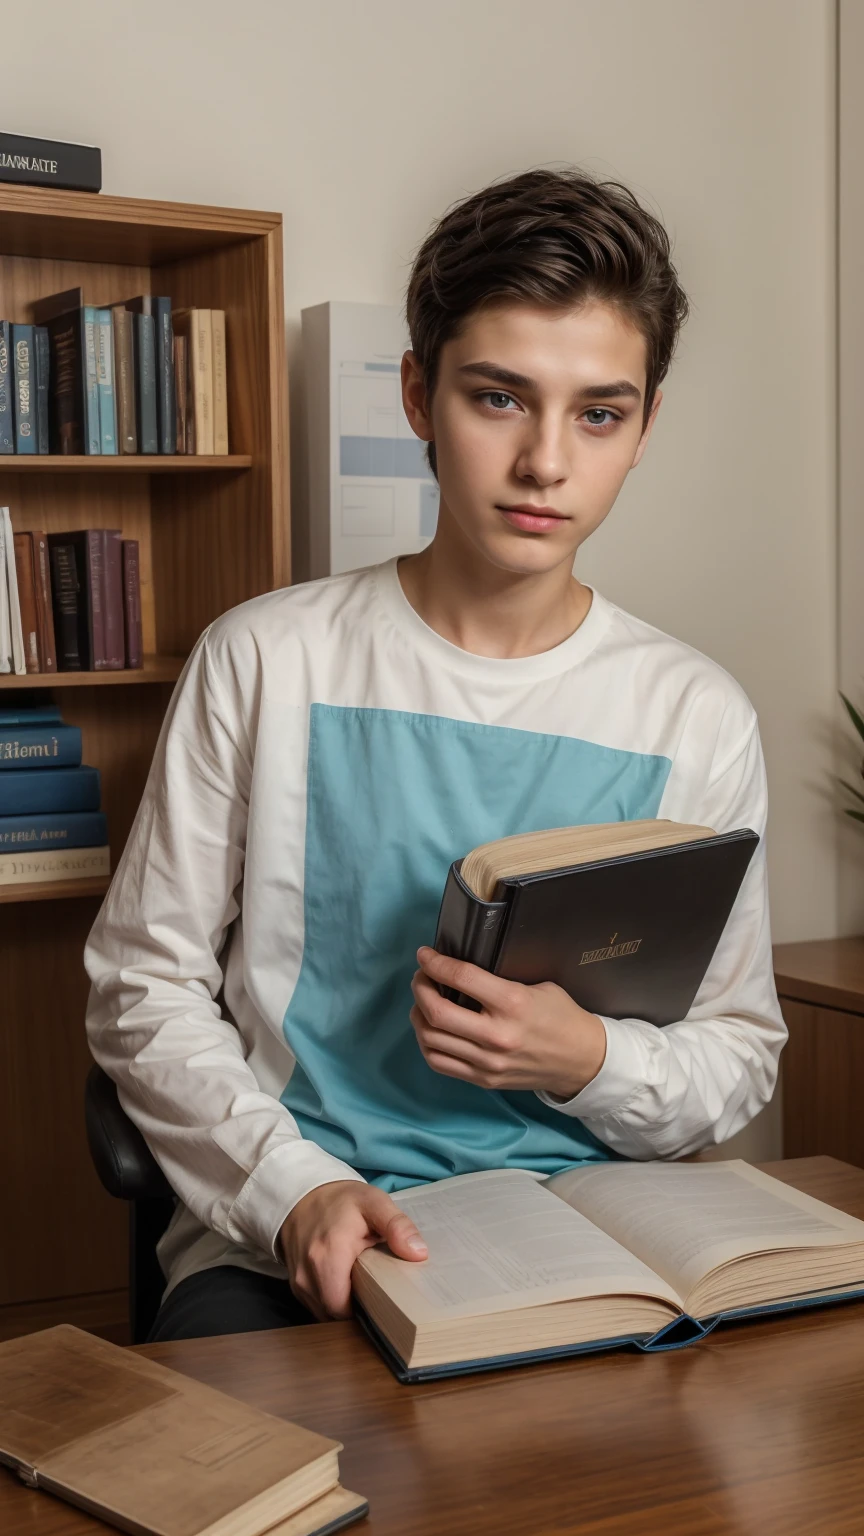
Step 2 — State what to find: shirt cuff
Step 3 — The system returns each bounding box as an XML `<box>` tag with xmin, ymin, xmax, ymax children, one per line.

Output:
<box><xmin>535</xmin><ymin>1015</ymin><xmax>649</xmax><ymax>1121</ymax></box>
<box><xmin>225</xmin><ymin>1140</ymin><xmax>366</xmax><ymax>1261</ymax></box>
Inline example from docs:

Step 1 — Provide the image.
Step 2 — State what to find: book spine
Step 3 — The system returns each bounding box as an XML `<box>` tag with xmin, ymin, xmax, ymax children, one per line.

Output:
<box><xmin>135</xmin><ymin>314</ymin><xmax>158</xmax><ymax>453</ymax></box>
<box><xmin>153</xmin><ymin>298</ymin><xmax>176</xmax><ymax>453</ymax></box>
<box><xmin>185</xmin><ymin>338</ymin><xmax>196</xmax><ymax>453</ymax></box>
<box><xmin>0</xmin><ymin>133</ymin><xmax>101</xmax><ymax>193</ymax></box>
<box><xmin>32</xmin><ymin>531</ymin><xmax>57</xmax><ymax>671</ymax></box>
<box><xmin>174</xmin><ymin>333</ymin><xmax>187</xmax><ymax>454</ymax></box>
<box><xmin>95</xmin><ymin>311</ymin><xmax>117</xmax><ymax>454</ymax></box>
<box><xmin>112</xmin><ymin>308</ymin><xmax>137</xmax><ymax>454</ymax></box>
<box><xmin>103</xmin><ymin>529</ymin><xmax>124</xmax><ymax>668</ymax></box>
<box><xmin>0</xmin><ymin>843</ymin><xmax>109</xmax><ymax>886</ymax></box>
<box><xmin>0</xmin><ymin>765</ymin><xmax>101</xmax><ymax>814</ymax></box>
<box><xmin>0</xmin><ymin>322</ymin><xmax>13</xmax><ymax>454</ymax></box>
<box><xmin>0</xmin><ymin>724</ymin><xmax>83</xmax><ymax>769</ymax></box>
<box><xmin>122</xmin><ymin>539</ymin><xmax>143</xmax><ymax>668</ymax></box>
<box><xmin>0</xmin><ymin>810</ymin><xmax>107</xmax><ymax>853</ymax></box>
<box><xmin>12</xmin><ymin>533</ymin><xmax>40</xmax><ymax>672</ymax></box>
<box><xmin>0</xmin><ymin>705</ymin><xmax>61</xmax><ymax>725</ymax></box>
<box><xmin>211</xmin><ymin>309</ymin><xmax>228</xmax><ymax>454</ymax></box>
<box><xmin>86</xmin><ymin>530</ymin><xmax>107</xmax><ymax>669</ymax></box>
<box><xmin>3</xmin><ymin>508</ymin><xmax>26</xmax><ymax>674</ymax></box>
<box><xmin>34</xmin><ymin>326</ymin><xmax>50</xmax><ymax>453</ymax></box>
<box><xmin>433</xmin><ymin>863</ymin><xmax>508</xmax><ymax>1008</ymax></box>
<box><xmin>11</xmin><ymin>325</ymin><xmax>36</xmax><ymax>453</ymax></box>
<box><xmin>46</xmin><ymin>311</ymin><xmax>85</xmax><ymax>454</ymax></box>
<box><xmin>192</xmin><ymin>309</ymin><xmax>214</xmax><ymax>453</ymax></box>
<box><xmin>48</xmin><ymin>542</ymin><xmax>82</xmax><ymax>670</ymax></box>
<box><xmin>82</xmin><ymin>307</ymin><xmax>100</xmax><ymax>454</ymax></box>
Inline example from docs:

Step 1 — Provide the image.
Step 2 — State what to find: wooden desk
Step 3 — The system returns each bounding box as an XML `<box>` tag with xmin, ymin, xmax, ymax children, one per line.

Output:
<box><xmin>3</xmin><ymin>1157</ymin><xmax>864</xmax><ymax>1536</ymax></box>
<box><xmin>774</xmin><ymin>937</ymin><xmax>864</xmax><ymax>1165</ymax></box>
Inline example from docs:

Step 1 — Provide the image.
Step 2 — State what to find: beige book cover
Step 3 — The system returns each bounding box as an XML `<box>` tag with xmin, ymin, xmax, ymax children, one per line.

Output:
<box><xmin>0</xmin><ymin>1325</ymin><xmax>366</xmax><ymax>1536</ymax></box>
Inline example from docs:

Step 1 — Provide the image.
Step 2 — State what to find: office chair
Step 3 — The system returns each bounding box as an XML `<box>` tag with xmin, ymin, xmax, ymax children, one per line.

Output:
<box><xmin>84</xmin><ymin>1064</ymin><xmax>176</xmax><ymax>1343</ymax></box>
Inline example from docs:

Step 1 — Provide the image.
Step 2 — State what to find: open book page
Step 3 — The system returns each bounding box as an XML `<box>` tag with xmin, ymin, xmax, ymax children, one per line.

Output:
<box><xmin>546</xmin><ymin>1160</ymin><xmax>864</xmax><ymax>1307</ymax></box>
<box><xmin>356</xmin><ymin>1169</ymin><xmax>682</xmax><ymax>1324</ymax></box>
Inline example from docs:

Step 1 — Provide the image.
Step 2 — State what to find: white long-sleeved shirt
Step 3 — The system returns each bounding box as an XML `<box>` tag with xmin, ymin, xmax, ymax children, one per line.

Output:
<box><xmin>84</xmin><ymin>558</ymin><xmax>786</xmax><ymax>1298</ymax></box>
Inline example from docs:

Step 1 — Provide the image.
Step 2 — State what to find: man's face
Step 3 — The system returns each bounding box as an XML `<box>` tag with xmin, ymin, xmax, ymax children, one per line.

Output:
<box><xmin>402</xmin><ymin>299</ymin><xmax>661</xmax><ymax>576</ymax></box>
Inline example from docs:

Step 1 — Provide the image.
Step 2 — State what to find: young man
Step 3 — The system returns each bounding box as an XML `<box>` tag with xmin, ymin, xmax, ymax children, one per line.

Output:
<box><xmin>85</xmin><ymin>168</ymin><xmax>786</xmax><ymax>1341</ymax></box>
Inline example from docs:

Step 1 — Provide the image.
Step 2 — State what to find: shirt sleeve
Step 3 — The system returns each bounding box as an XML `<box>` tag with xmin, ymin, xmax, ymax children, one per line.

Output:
<box><xmin>535</xmin><ymin>716</ymin><xmax>787</xmax><ymax>1159</ymax></box>
<box><xmin>84</xmin><ymin>628</ymin><xmax>364</xmax><ymax>1265</ymax></box>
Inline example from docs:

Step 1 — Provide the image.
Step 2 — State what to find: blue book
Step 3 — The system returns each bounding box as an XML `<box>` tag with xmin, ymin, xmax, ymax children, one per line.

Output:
<box><xmin>11</xmin><ymin>323</ymin><xmax>36</xmax><ymax>453</ymax></box>
<box><xmin>82</xmin><ymin>305</ymin><xmax>100</xmax><ymax>454</ymax></box>
<box><xmin>0</xmin><ymin>321</ymin><xmax>13</xmax><ymax>454</ymax></box>
<box><xmin>95</xmin><ymin>309</ymin><xmax>117</xmax><ymax>454</ymax></box>
<box><xmin>0</xmin><ymin>724</ymin><xmax>82</xmax><ymax>770</ymax></box>
<box><xmin>0</xmin><ymin>701</ymin><xmax>61</xmax><ymax>726</ymax></box>
<box><xmin>0</xmin><ymin>765</ymin><xmax>100</xmax><ymax>814</ymax></box>
<box><xmin>0</xmin><ymin>809</ymin><xmax>107</xmax><ymax>853</ymax></box>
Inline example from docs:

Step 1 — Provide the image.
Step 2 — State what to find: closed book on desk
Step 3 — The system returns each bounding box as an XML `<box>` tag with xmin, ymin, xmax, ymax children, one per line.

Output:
<box><xmin>0</xmin><ymin>1325</ymin><xmax>368</xmax><ymax>1536</ymax></box>
<box><xmin>354</xmin><ymin>1161</ymin><xmax>864</xmax><ymax>1382</ymax></box>
<box><xmin>434</xmin><ymin>818</ymin><xmax>759</xmax><ymax>1027</ymax></box>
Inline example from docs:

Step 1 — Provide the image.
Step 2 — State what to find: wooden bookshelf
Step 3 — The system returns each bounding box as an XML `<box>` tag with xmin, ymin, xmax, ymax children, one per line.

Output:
<box><xmin>0</xmin><ymin>184</ymin><xmax>288</xmax><ymax>1336</ymax></box>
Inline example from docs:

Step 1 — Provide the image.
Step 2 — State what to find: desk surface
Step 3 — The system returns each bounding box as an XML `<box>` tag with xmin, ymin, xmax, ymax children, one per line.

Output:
<box><xmin>774</xmin><ymin>935</ymin><xmax>864</xmax><ymax>1012</ymax></box>
<box><xmin>4</xmin><ymin>1157</ymin><xmax>864</xmax><ymax>1536</ymax></box>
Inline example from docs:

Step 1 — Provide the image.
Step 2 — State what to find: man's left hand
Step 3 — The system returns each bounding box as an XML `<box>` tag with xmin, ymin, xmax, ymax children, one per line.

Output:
<box><xmin>410</xmin><ymin>947</ymin><xmax>607</xmax><ymax>1101</ymax></box>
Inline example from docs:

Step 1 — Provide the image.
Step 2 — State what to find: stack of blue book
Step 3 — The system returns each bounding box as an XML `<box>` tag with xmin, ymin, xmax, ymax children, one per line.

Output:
<box><xmin>0</xmin><ymin>697</ymin><xmax>109</xmax><ymax>886</ymax></box>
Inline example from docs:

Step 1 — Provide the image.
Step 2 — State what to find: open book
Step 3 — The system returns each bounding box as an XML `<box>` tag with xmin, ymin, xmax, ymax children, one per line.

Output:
<box><xmin>353</xmin><ymin>1161</ymin><xmax>864</xmax><ymax>1382</ymax></box>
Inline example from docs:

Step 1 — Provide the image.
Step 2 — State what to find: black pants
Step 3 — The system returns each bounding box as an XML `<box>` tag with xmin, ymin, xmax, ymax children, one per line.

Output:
<box><xmin>146</xmin><ymin>1264</ymin><xmax>317</xmax><ymax>1343</ymax></box>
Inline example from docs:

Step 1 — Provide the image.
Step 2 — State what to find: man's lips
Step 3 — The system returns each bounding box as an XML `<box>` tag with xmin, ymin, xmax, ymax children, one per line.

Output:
<box><xmin>498</xmin><ymin>504</ymin><xmax>570</xmax><ymax>532</ymax></box>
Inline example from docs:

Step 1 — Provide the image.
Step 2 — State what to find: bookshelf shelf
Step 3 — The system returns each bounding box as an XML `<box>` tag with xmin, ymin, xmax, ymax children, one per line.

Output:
<box><xmin>0</xmin><ymin>182</ymin><xmax>288</xmax><ymax>1334</ymax></box>
<box><xmin>1</xmin><ymin>655</ymin><xmax>186</xmax><ymax>687</ymax></box>
<box><xmin>0</xmin><ymin>455</ymin><xmax>253</xmax><ymax>474</ymax></box>
<box><xmin>0</xmin><ymin>875</ymin><xmax>111</xmax><ymax>905</ymax></box>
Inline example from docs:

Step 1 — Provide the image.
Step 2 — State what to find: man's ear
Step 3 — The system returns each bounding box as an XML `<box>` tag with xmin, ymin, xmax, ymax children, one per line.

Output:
<box><xmin>401</xmin><ymin>351</ymin><xmax>434</xmax><ymax>442</ymax></box>
<box><xmin>630</xmin><ymin>389</ymin><xmax>663</xmax><ymax>469</ymax></box>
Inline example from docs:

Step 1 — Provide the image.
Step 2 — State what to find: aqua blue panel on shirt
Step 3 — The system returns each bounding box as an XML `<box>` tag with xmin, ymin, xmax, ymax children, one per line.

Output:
<box><xmin>281</xmin><ymin>705</ymin><xmax>672</xmax><ymax>1189</ymax></box>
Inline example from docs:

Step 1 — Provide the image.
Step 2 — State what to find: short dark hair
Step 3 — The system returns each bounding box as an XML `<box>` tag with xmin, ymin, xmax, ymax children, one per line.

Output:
<box><xmin>406</xmin><ymin>168</ymin><xmax>690</xmax><ymax>475</ymax></box>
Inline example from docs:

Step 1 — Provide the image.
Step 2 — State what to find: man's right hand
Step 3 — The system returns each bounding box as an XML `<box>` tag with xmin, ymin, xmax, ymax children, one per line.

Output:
<box><xmin>277</xmin><ymin>1180</ymin><xmax>428</xmax><ymax>1321</ymax></box>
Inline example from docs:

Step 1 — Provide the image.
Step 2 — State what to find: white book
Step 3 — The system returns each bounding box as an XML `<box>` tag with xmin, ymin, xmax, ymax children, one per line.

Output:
<box><xmin>0</xmin><ymin>845</ymin><xmax>110</xmax><ymax>887</ymax></box>
<box><xmin>0</xmin><ymin>510</ymin><xmax>12</xmax><ymax>673</ymax></box>
<box><xmin>2</xmin><ymin>507</ymin><xmax>26</xmax><ymax>674</ymax></box>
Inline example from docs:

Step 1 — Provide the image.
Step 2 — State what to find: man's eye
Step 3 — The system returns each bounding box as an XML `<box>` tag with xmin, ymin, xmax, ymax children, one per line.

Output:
<box><xmin>480</xmin><ymin>391</ymin><xmax>519</xmax><ymax>411</ymax></box>
<box><xmin>584</xmin><ymin>408</ymin><xmax>618</xmax><ymax>427</ymax></box>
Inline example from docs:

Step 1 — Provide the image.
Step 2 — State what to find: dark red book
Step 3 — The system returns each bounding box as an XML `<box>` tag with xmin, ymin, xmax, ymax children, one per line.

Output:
<box><xmin>122</xmin><ymin>539</ymin><xmax>143</xmax><ymax>669</ymax></box>
<box><xmin>103</xmin><ymin>529</ymin><xmax>124</xmax><ymax>669</ymax></box>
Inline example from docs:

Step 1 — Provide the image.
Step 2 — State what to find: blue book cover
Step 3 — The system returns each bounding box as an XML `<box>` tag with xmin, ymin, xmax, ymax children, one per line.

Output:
<box><xmin>0</xmin><ymin>702</ymin><xmax>62</xmax><ymax>726</ymax></box>
<box><xmin>0</xmin><ymin>321</ymin><xmax>13</xmax><ymax>454</ymax></box>
<box><xmin>0</xmin><ymin>765</ymin><xmax>100</xmax><ymax>814</ymax></box>
<box><xmin>95</xmin><ymin>309</ymin><xmax>117</xmax><ymax>454</ymax></box>
<box><xmin>34</xmin><ymin>325</ymin><xmax>50</xmax><ymax>452</ymax></box>
<box><xmin>11</xmin><ymin>323</ymin><xmax>36</xmax><ymax>453</ymax></box>
<box><xmin>0</xmin><ymin>809</ymin><xmax>107</xmax><ymax>853</ymax></box>
<box><xmin>0</xmin><ymin>724</ymin><xmax>82</xmax><ymax>770</ymax></box>
<box><xmin>82</xmin><ymin>305</ymin><xmax>100</xmax><ymax>454</ymax></box>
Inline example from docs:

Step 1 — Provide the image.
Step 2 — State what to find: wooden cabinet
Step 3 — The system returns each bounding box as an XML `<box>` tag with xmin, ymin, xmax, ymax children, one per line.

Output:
<box><xmin>774</xmin><ymin>937</ymin><xmax>864</xmax><ymax>1166</ymax></box>
<box><xmin>0</xmin><ymin>186</ymin><xmax>288</xmax><ymax>1341</ymax></box>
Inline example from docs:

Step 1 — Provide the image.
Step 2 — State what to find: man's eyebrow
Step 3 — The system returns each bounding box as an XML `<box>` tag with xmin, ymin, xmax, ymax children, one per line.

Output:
<box><xmin>457</xmin><ymin>362</ymin><xmax>642</xmax><ymax>401</ymax></box>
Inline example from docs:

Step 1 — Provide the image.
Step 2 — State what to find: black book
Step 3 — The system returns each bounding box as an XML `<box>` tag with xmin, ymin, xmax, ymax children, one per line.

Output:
<box><xmin>33</xmin><ymin>293</ymin><xmax>86</xmax><ymax>455</ymax></box>
<box><xmin>0</xmin><ymin>132</ymin><xmax>101</xmax><ymax>193</ymax></box>
<box><xmin>48</xmin><ymin>542</ymin><xmax>83</xmax><ymax>670</ymax></box>
<box><xmin>34</xmin><ymin>326</ymin><xmax>50</xmax><ymax>453</ymax></box>
<box><xmin>125</xmin><ymin>297</ymin><xmax>175</xmax><ymax>453</ymax></box>
<box><xmin>434</xmin><ymin>819</ymin><xmax>759</xmax><ymax>1027</ymax></box>
<box><xmin>0</xmin><ymin>322</ymin><xmax>12</xmax><ymax>454</ymax></box>
<box><xmin>132</xmin><ymin>313</ymin><xmax>158</xmax><ymax>454</ymax></box>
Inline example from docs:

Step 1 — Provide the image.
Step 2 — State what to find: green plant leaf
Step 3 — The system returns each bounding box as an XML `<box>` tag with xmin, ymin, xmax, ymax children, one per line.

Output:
<box><xmin>840</xmin><ymin>779</ymin><xmax>864</xmax><ymax>806</ymax></box>
<box><xmin>846</xmin><ymin>808</ymin><xmax>864</xmax><ymax>824</ymax></box>
<box><xmin>840</xmin><ymin>692</ymin><xmax>864</xmax><ymax>743</ymax></box>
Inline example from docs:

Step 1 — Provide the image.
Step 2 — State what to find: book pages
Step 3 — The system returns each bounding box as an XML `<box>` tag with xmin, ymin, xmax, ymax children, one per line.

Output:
<box><xmin>547</xmin><ymin>1160</ymin><xmax>864</xmax><ymax>1308</ymax></box>
<box><xmin>358</xmin><ymin>1169</ymin><xmax>682</xmax><ymax>1323</ymax></box>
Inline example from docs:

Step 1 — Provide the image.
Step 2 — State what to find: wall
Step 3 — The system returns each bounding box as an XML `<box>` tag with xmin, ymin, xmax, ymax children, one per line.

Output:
<box><xmin>3</xmin><ymin>0</ymin><xmax>841</xmax><ymax>1157</ymax></box>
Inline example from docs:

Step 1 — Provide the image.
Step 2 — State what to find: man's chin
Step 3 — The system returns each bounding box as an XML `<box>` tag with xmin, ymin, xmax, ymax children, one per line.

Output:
<box><xmin>475</xmin><ymin>528</ymin><xmax>579</xmax><ymax>578</ymax></box>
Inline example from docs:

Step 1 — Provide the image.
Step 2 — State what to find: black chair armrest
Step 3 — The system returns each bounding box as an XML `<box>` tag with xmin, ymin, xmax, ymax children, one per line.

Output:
<box><xmin>85</xmin><ymin>1064</ymin><xmax>173</xmax><ymax>1202</ymax></box>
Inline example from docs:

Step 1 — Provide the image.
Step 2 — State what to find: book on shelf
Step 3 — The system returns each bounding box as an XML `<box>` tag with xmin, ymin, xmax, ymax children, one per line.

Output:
<box><xmin>49</xmin><ymin>539</ymin><xmax>84</xmax><ymax>669</ymax></box>
<box><xmin>354</xmin><ymin>1160</ymin><xmax>864</xmax><ymax>1382</ymax></box>
<box><xmin>122</xmin><ymin>538</ymin><xmax>143</xmax><ymax>668</ymax></box>
<box><xmin>0</xmin><ymin>843</ymin><xmax>109</xmax><ymax>886</ymax></box>
<box><xmin>174</xmin><ymin>331</ymin><xmax>188</xmax><ymax>452</ymax></box>
<box><xmin>82</xmin><ymin>305</ymin><xmax>100</xmax><ymax>454</ymax></box>
<box><xmin>0</xmin><ymin>699</ymin><xmax>62</xmax><ymax>726</ymax></box>
<box><xmin>1</xmin><ymin>508</ymin><xmax>26</xmax><ymax>674</ymax></box>
<box><xmin>11</xmin><ymin>324</ymin><xmax>36</xmax><ymax>455</ymax></box>
<box><xmin>33</xmin><ymin>289</ymin><xmax>88</xmax><ymax>454</ymax></box>
<box><xmin>0</xmin><ymin>131</ymin><xmax>102</xmax><ymax>193</ymax></box>
<box><xmin>174</xmin><ymin>307</ymin><xmax>214</xmax><ymax>453</ymax></box>
<box><xmin>0</xmin><ymin>321</ymin><xmax>13</xmax><ymax>454</ymax></box>
<box><xmin>125</xmin><ymin>296</ymin><xmax>176</xmax><ymax>453</ymax></box>
<box><xmin>0</xmin><ymin>809</ymin><xmax>108</xmax><ymax>853</ymax></box>
<box><xmin>0</xmin><ymin>763</ymin><xmax>101</xmax><ymax>813</ymax></box>
<box><xmin>94</xmin><ymin>309</ymin><xmax>117</xmax><ymax>454</ymax></box>
<box><xmin>0</xmin><ymin>1325</ymin><xmax>368</xmax><ymax>1536</ymax></box>
<box><xmin>112</xmin><ymin>306</ymin><xmax>137</xmax><ymax>453</ymax></box>
<box><xmin>0</xmin><ymin>722</ymin><xmax>82</xmax><ymax>769</ymax></box>
<box><xmin>34</xmin><ymin>325</ymin><xmax>50</xmax><ymax>453</ymax></box>
<box><xmin>47</xmin><ymin>529</ymin><xmax>103</xmax><ymax>669</ymax></box>
<box><xmin>133</xmin><ymin>310</ymin><xmax>158</xmax><ymax>454</ymax></box>
<box><xmin>435</xmin><ymin>818</ymin><xmax>759</xmax><ymax>1025</ymax></box>
<box><xmin>12</xmin><ymin>532</ymin><xmax>40</xmax><ymax>673</ymax></box>
<box><xmin>103</xmin><ymin>529</ymin><xmax>125</xmax><ymax>669</ymax></box>
<box><xmin>211</xmin><ymin>307</ymin><xmax>229</xmax><ymax>453</ymax></box>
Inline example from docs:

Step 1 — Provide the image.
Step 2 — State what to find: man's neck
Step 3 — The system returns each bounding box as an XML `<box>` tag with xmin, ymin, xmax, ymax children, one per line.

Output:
<box><xmin>397</xmin><ymin>523</ymin><xmax>592</xmax><ymax>661</ymax></box>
